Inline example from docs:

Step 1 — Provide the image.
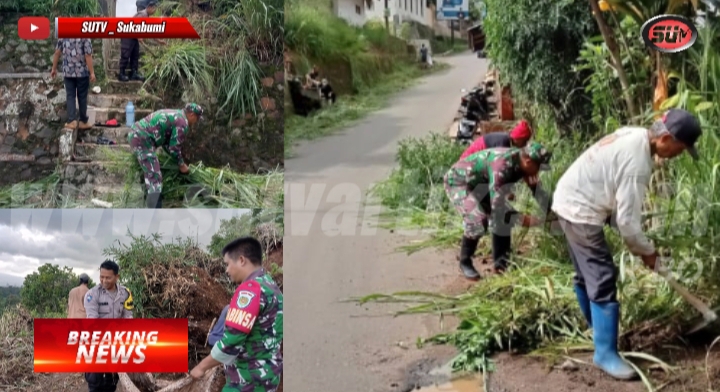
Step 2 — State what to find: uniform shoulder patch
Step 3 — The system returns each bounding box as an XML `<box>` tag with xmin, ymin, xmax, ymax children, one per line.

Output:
<box><xmin>123</xmin><ymin>287</ymin><xmax>134</xmax><ymax>310</ymax></box>
<box><xmin>236</xmin><ymin>290</ymin><xmax>255</xmax><ymax>309</ymax></box>
<box><xmin>86</xmin><ymin>294</ymin><xmax>92</xmax><ymax>302</ymax></box>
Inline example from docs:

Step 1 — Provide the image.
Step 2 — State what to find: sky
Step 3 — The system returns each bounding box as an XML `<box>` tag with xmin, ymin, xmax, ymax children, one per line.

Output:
<box><xmin>0</xmin><ymin>209</ymin><xmax>250</xmax><ymax>287</ymax></box>
<box><xmin>117</xmin><ymin>0</ymin><xmax>136</xmax><ymax>17</ymax></box>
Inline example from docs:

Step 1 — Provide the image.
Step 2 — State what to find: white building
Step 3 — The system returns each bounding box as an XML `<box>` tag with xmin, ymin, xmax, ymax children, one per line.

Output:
<box><xmin>333</xmin><ymin>0</ymin><xmax>372</xmax><ymax>26</ymax></box>
<box><xmin>334</xmin><ymin>0</ymin><xmax>433</xmax><ymax>28</ymax></box>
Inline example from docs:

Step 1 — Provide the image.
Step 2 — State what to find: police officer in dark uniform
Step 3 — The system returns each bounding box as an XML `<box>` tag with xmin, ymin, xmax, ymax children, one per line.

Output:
<box><xmin>118</xmin><ymin>0</ymin><xmax>159</xmax><ymax>82</ymax></box>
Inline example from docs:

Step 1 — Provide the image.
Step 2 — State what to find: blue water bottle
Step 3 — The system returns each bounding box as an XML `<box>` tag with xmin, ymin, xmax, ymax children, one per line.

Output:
<box><xmin>125</xmin><ymin>101</ymin><xmax>135</xmax><ymax>126</ymax></box>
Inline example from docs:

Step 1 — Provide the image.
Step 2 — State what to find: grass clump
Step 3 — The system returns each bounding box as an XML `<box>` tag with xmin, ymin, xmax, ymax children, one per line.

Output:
<box><xmin>142</xmin><ymin>0</ymin><xmax>283</xmax><ymax>122</ymax></box>
<box><xmin>101</xmin><ymin>147</ymin><xmax>284</xmax><ymax>209</ymax></box>
<box><xmin>0</xmin><ymin>150</ymin><xmax>283</xmax><ymax>209</ymax></box>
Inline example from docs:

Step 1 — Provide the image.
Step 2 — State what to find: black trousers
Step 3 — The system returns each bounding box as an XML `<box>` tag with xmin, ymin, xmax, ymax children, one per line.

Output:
<box><xmin>119</xmin><ymin>38</ymin><xmax>140</xmax><ymax>72</ymax></box>
<box><xmin>559</xmin><ymin>217</ymin><xmax>618</xmax><ymax>303</ymax></box>
<box><xmin>85</xmin><ymin>372</ymin><xmax>119</xmax><ymax>392</ymax></box>
<box><xmin>64</xmin><ymin>77</ymin><xmax>89</xmax><ymax>123</ymax></box>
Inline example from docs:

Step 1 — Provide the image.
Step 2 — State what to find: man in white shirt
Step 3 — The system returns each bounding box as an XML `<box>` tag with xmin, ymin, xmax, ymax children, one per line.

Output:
<box><xmin>551</xmin><ymin>109</ymin><xmax>702</xmax><ymax>380</ymax></box>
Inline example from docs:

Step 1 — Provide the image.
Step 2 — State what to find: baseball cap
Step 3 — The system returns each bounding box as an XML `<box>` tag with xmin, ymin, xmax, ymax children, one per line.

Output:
<box><xmin>184</xmin><ymin>103</ymin><xmax>204</xmax><ymax>119</ymax></box>
<box><xmin>661</xmin><ymin>109</ymin><xmax>702</xmax><ymax>160</ymax></box>
<box><xmin>79</xmin><ymin>273</ymin><xmax>89</xmax><ymax>281</ymax></box>
<box><xmin>525</xmin><ymin>142</ymin><xmax>552</xmax><ymax>170</ymax></box>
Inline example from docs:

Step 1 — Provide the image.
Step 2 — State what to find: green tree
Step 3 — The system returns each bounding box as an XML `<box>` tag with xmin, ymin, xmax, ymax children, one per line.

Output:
<box><xmin>0</xmin><ymin>286</ymin><xmax>22</xmax><ymax>314</ymax></box>
<box><xmin>483</xmin><ymin>0</ymin><xmax>598</xmax><ymax>133</ymax></box>
<box><xmin>208</xmin><ymin>214</ymin><xmax>257</xmax><ymax>257</ymax></box>
<box><xmin>20</xmin><ymin>264</ymin><xmax>95</xmax><ymax>314</ymax></box>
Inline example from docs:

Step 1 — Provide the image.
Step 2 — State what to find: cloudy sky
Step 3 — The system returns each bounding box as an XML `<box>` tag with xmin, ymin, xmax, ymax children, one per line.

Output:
<box><xmin>0</xmin><ymin>209</ymin><xmax>250</xmax><ymax>286</ymax></box>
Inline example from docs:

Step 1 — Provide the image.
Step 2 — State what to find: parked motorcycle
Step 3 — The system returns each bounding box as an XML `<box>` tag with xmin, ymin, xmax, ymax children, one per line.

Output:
<box><xmin>456</xmin><ymin>87</ymin><xmax>493</xmax><ymax>144</ymax></box>
<box><xmin>456</xmin><ymin>117</ymin><xmax>477</xmax><ymax>146</ymax></box>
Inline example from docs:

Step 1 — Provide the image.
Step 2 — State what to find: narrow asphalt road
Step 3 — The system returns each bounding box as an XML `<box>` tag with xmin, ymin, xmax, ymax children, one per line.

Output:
<box><xmin>284</xmin><ymin>53</ymin><xmax>489</xmax><ymax>392</ymax></box>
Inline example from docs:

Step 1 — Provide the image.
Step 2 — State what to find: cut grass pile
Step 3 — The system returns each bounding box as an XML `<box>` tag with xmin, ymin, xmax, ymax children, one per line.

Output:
<box><xmin>0</xmin><ymin>150</ymin><xmax>283</xmax><ymax>209</ymax></box>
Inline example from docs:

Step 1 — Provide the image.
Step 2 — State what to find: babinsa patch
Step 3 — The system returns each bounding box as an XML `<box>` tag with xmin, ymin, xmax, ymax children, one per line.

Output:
<box><xmin>236</xmin><ymin>291</ymin><xmax>255</xmax><ymax>309</ymax></box>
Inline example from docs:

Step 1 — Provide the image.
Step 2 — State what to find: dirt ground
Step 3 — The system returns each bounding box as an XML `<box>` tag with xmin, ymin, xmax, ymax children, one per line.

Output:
<box><xmin>394</xmin><ymin>247</ymin><xmax>720</xmax><ymax>392</ymax></box>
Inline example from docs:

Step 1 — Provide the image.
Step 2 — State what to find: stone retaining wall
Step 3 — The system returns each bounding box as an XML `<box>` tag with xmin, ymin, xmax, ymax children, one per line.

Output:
<box><xmin>0</xmin><ymin>13</ymin><xmax>106</xmax><ymax>187</ymax></box>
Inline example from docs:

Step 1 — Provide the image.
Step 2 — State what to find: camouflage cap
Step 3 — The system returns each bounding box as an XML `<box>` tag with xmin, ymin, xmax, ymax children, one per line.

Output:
<box><xmin>524</xmin><ymin>142</ymin><xmax>552</xmax><ymax>170</ymax></box>
<box><xmin>184</xmin><ymin>103</ymin><xmax>204</xmax><ymax>118</ymax></box>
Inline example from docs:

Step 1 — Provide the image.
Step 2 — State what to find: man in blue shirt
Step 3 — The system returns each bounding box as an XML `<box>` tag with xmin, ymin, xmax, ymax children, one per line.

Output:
<box><xmin>207</xmin><ymin>305</ymin><xmax>230</xmax><ymax>346</ymax></box>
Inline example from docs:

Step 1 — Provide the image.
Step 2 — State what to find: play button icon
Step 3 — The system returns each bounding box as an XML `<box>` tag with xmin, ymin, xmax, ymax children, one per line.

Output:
<box><xmin>18</xmin><ymin>17</ymin><xmax>50</xmax><ymax>40</ymax></box>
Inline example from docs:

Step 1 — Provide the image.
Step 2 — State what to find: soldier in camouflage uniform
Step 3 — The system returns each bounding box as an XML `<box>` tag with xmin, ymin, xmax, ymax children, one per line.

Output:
<box><xmin>190</xmin><ymin>237</ymin><xmax>283</xmax><ymax>392</ymax></box>
<box><xmin>444</xmin><ymin>142</ymin><xmax>553</xmax><ymax>280</ymax></box>
<box><xmin>128</xmin><ymin>103</ymin><xmax>204</xmax><ymax>208</ymax></box>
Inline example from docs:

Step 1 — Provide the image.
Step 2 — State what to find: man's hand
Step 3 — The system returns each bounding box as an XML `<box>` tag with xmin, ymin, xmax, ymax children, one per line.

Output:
<box><xmin>179</xmin><ymin>163</ymin><xmax>189</xmax><ymax>174</ymax></box>
<box><xmin>521</xmin><ymin>215</ymin><xmax>542</xmax><ymax>228</ymax></box>
<box><xmin>641</xmin><ymin>252</ymin><xmax>659</xmax><ymax>271</ymax></box>
<box><xmin>189</xmin><ymin>365</ymin><xmax>205</xmax><ymax>380</ymax></box>
<box><xmin>90</xmin><ymin>72</ymin><xmax>96</xmax><ymax>83</ymax></box>
<box><xmin>50</xmin><ymin>68</ymin><xmax>57</xmax><ymax>79</ymax></box>
<box><xmin>525</xmin><ymin>175</ymin><xmax>539</xmax><ymax>187</ymax></box>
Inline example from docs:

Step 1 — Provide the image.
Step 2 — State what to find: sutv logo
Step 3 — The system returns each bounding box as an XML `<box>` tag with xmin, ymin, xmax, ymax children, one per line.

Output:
<box><xmin>641</xmin><ymin>14</ymin><xmax>698</xmax><ymax>53</ymax></box>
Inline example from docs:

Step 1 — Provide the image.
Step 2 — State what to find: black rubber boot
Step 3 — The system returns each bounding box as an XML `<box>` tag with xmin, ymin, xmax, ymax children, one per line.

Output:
<box><xmin>130</xmin><ymin>70</ymin><xmax>145</xmax><ymax>81</ymax></box>
<box><xmin>117</xmin><ymin>69</ymin><xmax>129</xmax><ymax>82</ymax></box>
<box><xmin>146</xmin><ymin>192</ymin><xmax>162</xmax><ymax>208</ymax></box>
<box><xmin>459</xmin><ymin>236</ymin><xmax>481</xmax><ymax>280</ymax></box>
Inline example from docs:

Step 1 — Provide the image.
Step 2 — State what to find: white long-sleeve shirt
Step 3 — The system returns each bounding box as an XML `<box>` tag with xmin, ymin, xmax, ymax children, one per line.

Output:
<box><xmin>551</xmin><ymin>127</ymin><xmax>656</xmax><ymax>256</ymax></box>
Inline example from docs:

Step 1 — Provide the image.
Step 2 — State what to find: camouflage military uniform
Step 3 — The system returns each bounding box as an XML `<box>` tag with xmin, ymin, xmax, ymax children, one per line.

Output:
<box><xmin>127</xmin><ymin>109</ymin><xmax>189</xmax><ymax>193</ymax></box>
<box><xmin>212</xmin><ymin>268</ymin><xmax>283</xmax><ymax>392</ymax></box>
<box><xmin>444</xmin><ymin>143</ymin><xmax>552</xmax><ymax>239</ymax></box>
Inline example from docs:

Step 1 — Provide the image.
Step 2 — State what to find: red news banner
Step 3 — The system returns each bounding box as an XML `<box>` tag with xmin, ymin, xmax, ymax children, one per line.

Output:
<box><xmin>56</xmin><ymin>17</ymin><xmax>200</xmax><ymax>39</ymax></box>
<box><xmin>34</xmin><ymin>318</ymin><xmax>189</xmax><ymax>373</ymax></box>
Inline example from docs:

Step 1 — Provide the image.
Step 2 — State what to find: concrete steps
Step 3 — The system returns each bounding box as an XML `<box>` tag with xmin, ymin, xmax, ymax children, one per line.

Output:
<box><xmin>77</xmin><ymin>126</ymin><xmax>132</xmax><ymax>144</ymax></box>
<box><xmin>93</xmin><ymin>107</ymin><xmax>153</xmax><ymax>124</ymax></box>
<box><xmin>74</xmin><ymin>143</ymin><xmax>131</xmax><ymax>160</ymax></box>
<box><xmin>104</xmin><ymin>80</ymin><xmax>144</xmax><ymax>94</ymax></box>
<box><xmin>89</xmin><ymin>93</ymin><xmax>161</xmax><ymax>109</ymax></box>
<box><xmin>60</xmin><ymin>161</ymin><xmax>143</xmax><ymax>203</ymax></box>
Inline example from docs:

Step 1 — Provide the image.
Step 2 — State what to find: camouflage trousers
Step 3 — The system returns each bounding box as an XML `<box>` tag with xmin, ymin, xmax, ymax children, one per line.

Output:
<box><xmin>223</xmin><ymin>359</ymin><xmax>282</xmax><ymax>392</ymax></box>
<box><xmin>444</xmin><ymin>171</ymin><xmax>488</xmax><ymax>239</ymax></box>
<box><xmin>128</xmin><ymin>130</ymin><xmax>163</xmax><ymax>193</ymax></box>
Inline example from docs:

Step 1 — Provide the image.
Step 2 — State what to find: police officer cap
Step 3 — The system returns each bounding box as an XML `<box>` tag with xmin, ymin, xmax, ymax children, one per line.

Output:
<box><xmin>145</xmin><ymin>0</ymin><xmax>159</xmax><ymax>6</ymax></box>
<box><xmin>79</xmin><ymin>273</ymin><xmax>90</xmax><ymax>281</ymax></box>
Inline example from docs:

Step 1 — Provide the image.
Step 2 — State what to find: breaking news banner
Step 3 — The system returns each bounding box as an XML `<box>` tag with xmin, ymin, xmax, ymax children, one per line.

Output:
<box><xmin>54</xmin><ymin>17</ymin><xmax>200</xmax><ymax>39</ymax></box>
<box><xmin>33</xmin><ymin>318</ymin><xmax>189</xmax><ymax>373</ymax></box>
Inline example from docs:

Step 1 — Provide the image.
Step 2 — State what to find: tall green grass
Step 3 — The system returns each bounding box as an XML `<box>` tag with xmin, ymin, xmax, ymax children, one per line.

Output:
<box><xmin>285</xmin><ymin>5</ymin><xmax>411</xmax><ymax>90</ymax></box>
